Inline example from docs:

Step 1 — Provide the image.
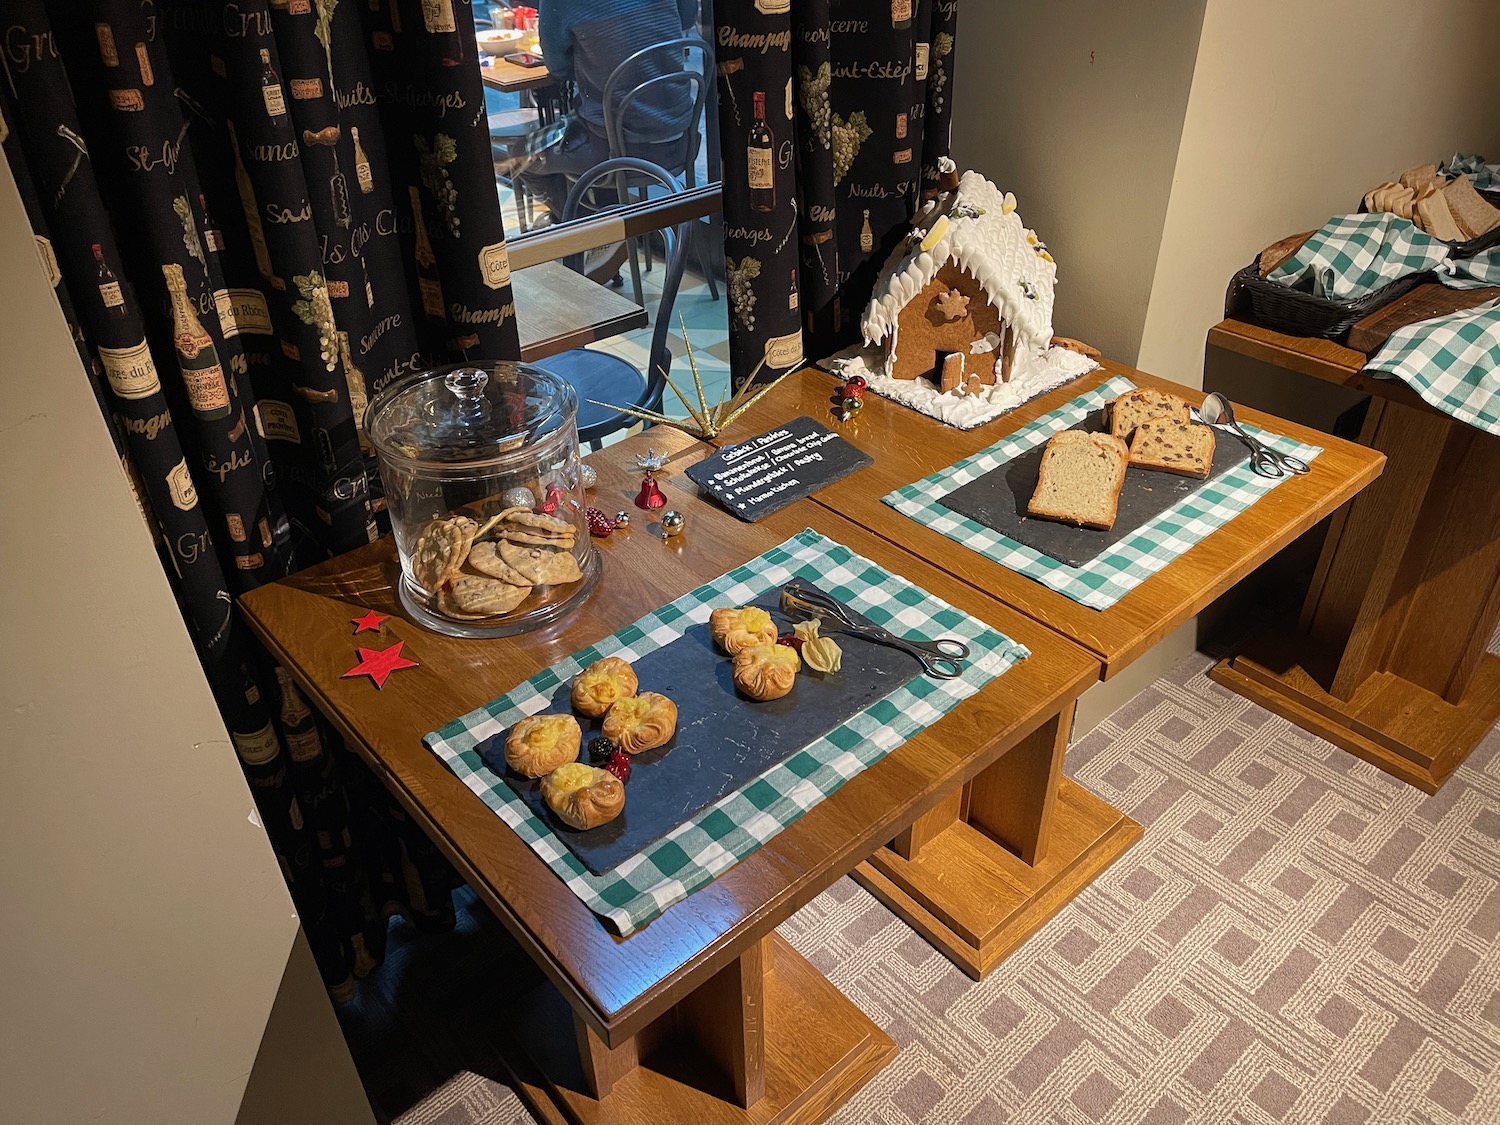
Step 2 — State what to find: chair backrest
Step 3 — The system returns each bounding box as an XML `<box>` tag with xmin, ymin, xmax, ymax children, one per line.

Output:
<box><xmin>561</xmin><ymin>158</ymin><xmax>690</xmax><ymax>423</ymax></box>
<box><xmin>601</xmin><ymin>37</ymin><xmax>710</xmax><ymax>179</ymax></box>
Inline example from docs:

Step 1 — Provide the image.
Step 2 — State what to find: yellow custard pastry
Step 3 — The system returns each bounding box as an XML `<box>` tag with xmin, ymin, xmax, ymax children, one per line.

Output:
<box><xmin>600</xmin><ymin>691</ymin><xmax>678</xmax><ymax>754</ymax></box>
<box><xmin>504</xmin><ymin>713</ymin><xmax>582</xmax><ymax>778</ymax></box>
<box><xmin>709</xmin><ymin>605</ymin><xmax>778</xmax><ymax>655</ymax></box>
<box><xmin>732</xmin><ymin>642</ymin><xmax>800</xmax><ymax>701</ymax></box>
<box><xmin>569</xmin><ymin>656</ymin><xmax>639</xmax><ymax>718</ymax></box>
<box><xmin>541</xmin><ymin>762</ymin><xmax>625</xmax><ymax>830</ymax></box>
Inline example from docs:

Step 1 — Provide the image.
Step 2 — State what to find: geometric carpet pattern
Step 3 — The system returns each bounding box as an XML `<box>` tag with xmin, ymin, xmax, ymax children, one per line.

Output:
<box><xmin>344</xmin><ymin>650</ymin><xmax>1500</xmax><ymax>1125</ymax></box>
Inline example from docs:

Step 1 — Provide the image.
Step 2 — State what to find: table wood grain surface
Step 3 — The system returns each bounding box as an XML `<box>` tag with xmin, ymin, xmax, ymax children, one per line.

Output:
<box><xmin>709</xmin><ymin>362</ymin><xmax>1386</xmax><ymax>678</ymax></box>
<box><xmin>514</xmin><ymin>260</ymin><xmax>648</xmax><ymax>363</ymax></box>
<box><xmin>238</xmin><ymin>427</ymin><xmax>1100</xmax><ymax>1045</ymax></box>
<box><xmin>480</xmin><ymin>56</ymin><xmax>554</xmax><ymax>93</ymax></box>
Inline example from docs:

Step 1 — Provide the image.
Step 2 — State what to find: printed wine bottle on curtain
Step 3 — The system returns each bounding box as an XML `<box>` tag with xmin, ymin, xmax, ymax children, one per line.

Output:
<box><xmin>226</xmin><ymin>120</ymin><xmax>280</xmax><ymax>288</ymax></box>
<box><xmin>259</xmin><ymin>48</ymin><xmax>288</xmax><ymax>124</ymax></box>
<box><xmin>421</xmin><ymin>0</ymin><xmax>466</xmax><ymax>66</ymax></box>
<box><xmin>860</xmin><ymin>210</ymin><xmax>873</xmax><ymax>253</ymax></box>
<box><xmin>162</xmin><ymin>263</ymin><xmax>233</xmax><ymax>422</ymax></box>
<box><xmin>274</xmin><ymin>667</ymin><xmax>323</xmax><ymax>762</ymax></box>
<box><xmin>891</xmin><ymin>0</ymin><xmax>912</xmax><ymax>29</ymax></box>
<box><xmin>93</xmin><ymin>243</ymin><xmax>127</xmax><ymax>320</ymax></box>
<box><xmin>410</xmin><ymin>187</ymin><xmax>446</xmax><ymax>319</ymax></box>
<box><xmin>337</xmin><ymin>331</ymin><xmax>373</xmax><ymax>453</ymax></box>
<box><xmin>788</xmin><ymin>269</ymin><xmax>798</xmax><ymax>311</ymax></box>
<box><xmin>748</xmin><ymin>92</ymin><xmax>775</xmax><ymax>213</ymax></box>
<box><xmin>351</xmin><ymin>127</ymin><xmax>374</xmax><ymax>194</ymax></box>
<box><xmin>198</xmin><ymin>194</ymin><xmax>224</xmax><ymax>254</ymax></box>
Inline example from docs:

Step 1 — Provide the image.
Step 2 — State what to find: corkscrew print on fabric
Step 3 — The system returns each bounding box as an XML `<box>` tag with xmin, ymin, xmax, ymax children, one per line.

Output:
<box><xmin>710</xmin><ymin>0</ymin><xmax>960</xmax><ymax>386</ymax></box>
<box><xmin>0</xmin><ymin>0</ymin><xmax>521</xmax><ymax>998</ymax></box>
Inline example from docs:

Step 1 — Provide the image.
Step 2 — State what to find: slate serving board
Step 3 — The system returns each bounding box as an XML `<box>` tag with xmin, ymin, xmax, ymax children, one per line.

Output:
<box><xmin>477</xmin><ymin>584</ymin><xmax>921</xmax><ymax>876</ymax></box>
<box><xmin>939</xmin><ymin>408</ymin><xmax>1248</xmax><ymax>568</ymax></box>
<box><xmin>685</xmin><ymin>415</ymin><xmax>873</xmax><ymax>523</ymax></box>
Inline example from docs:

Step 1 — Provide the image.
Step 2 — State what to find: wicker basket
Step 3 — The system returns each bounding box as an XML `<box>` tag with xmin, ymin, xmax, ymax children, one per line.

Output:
<box><xmin>1225</xmin><ymin>256</ymin><xmax>1427</xmax><ymax>340</ymax></box>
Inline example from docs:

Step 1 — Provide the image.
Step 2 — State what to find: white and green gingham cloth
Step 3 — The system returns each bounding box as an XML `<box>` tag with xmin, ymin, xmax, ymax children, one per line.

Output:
<box><xmin>883</xmin><ymin>376</ymin><xmax>1325</xmax><ymax>611</ymax></box>
<box><xmin>1365</xmin><ymin>299</ymin><xmax>1500</xmax><ymax>437</ymax></box>
<box><xmin>423</xmin><ymin>530</ymin><xmax>1028</xmax><ymax>936</ymax></box>
<box><xmin>1445</xmin><ymin>153</ymin><xmax>1500</xmax><ymax>194</ymax></box>
<box><xmin>1266</xmin><ymin>213</ymin><xmax>1450</xmax><ymax>300</ymax></box>
<box><xmin>1440</xmin><ymin>246</ymin><xmax>1500</xmax><ymax>290</ymax></box>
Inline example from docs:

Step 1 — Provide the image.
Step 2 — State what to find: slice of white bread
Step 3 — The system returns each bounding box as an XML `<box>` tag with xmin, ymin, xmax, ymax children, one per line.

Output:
<box><xmin>1028</xmin><ymin>431</ymin><xmax>1129</xmax><ymax>531</ymax></box>
<box><xmin>1415</xmin><ymin>185</ymin><xmax>1466</xmax><ymax>242</ymax></box>
<box><xmin>1108</xmin><ymin>388</ymin><xmax>1190</xmax><ymax>441</ymax></box>
<box><xmin>1128</xmin><ymin>418</ymin><xmax>1215</xmax><ymax>479</ymax></box>
<box><xmin>1442</xmin><ymin>175</ymin><xmax>1500</xmax><ymax>239</ymax></box>
<box><xmin>1400</xmin><ymin>163</ymin><xmax>1442</xmax><ymax>191</ymax></box>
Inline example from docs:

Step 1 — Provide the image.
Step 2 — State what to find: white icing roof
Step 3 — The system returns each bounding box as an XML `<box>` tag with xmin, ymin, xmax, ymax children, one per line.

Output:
<box><xmin>860</xmin><ymin>170</ymin><xmax>1058</xmax><ymax>355</ymax></box>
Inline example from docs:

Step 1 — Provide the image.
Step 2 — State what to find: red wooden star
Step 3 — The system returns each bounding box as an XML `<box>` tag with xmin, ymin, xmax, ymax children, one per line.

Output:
<box><xmin>342</xmin><ymin>640</ymin><xmax>418</xmax><ymax>689</ymax></box>
<box><xmin>351</xmin><ymin>609</ymin><xmax>390</xmax><ymax>634</ymax></box>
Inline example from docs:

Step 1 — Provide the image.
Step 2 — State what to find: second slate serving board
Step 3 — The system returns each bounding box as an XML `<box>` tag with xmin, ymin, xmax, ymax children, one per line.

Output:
<box><xmin>939</xmin><ymin>408</ymin><xmax>1247</xmax><ymax>568</ymax></box>
<box><xmin>476</xmin><ymin>584</ymin><xmax>922</xmax><ymax>876</ymax></box>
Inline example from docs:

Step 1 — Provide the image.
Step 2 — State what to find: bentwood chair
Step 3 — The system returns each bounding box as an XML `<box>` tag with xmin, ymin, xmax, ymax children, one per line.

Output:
<box><xmin>538</xmin><ymin>159</ymin><xmax>689</xmax><ymax>450</ymax></box>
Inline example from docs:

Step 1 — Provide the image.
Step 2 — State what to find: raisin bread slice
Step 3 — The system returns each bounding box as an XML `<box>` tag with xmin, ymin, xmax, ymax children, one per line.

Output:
<box><xmin>1108</xmin><ymin>388</ymin><xmax>1190</xmax><ymax>441</ymax></box>
<box><xmin>1128</xmin><ymin>418</ymin><xmax>1215</xmax><ymax>479</ymax></box>
<box><xmin>1027</xmin><ymin>430</ymin><xmax>1129</xmax><ymax>531</ymax></box>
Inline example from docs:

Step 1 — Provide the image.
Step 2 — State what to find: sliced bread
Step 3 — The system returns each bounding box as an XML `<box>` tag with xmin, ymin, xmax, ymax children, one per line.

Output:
<box><xmin>1416</xmin><ymin>185</ymin><xmax>1466</xmax><ymax>242</ymax></box>
<box><xmin>1129</xmin><ymin>418</ymin><xmax>1215</xmax><ymax>479</ymax></box>
<box><xmin>1027</xmin><ymin>430</ymin><xmax>1129</xmax><ymax>531</ymax></box>
<box><xmin>1108</xmin><ymin>388</ymin><xmax>1190</xmax><ymax>441</ymax></box>
<box><xmin>1442</xmin><ymin>175</ymin><xmax>1500</xmax><ymax>239</ymax></box>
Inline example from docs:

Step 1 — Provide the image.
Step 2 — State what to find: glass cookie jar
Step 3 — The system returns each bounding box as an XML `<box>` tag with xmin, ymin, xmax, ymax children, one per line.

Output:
<box><xmin>365</xmin><ymin>362</ymin><xmax>600</xmax><ymax>638</ymax></box>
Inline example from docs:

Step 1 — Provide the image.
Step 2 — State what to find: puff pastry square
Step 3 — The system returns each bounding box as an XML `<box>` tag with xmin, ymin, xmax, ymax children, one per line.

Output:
<box><xmin>570</xmin><ymin>656</ymin><xmax>639</xmax><ymax>718</ymax></box>
<box><xmin>601</xmin><ymin>691</ymin><xmax>678</xmax><ymax>754</ymax></box>
<box><xmin>505</xmin><ymin>713</ymin><xmax>582</xmax><ymax>778</ymax></box>
<box><xmin>709</xmin><ymin>606</ymin><xmax>778</xmax><ymax>655</ymax></box>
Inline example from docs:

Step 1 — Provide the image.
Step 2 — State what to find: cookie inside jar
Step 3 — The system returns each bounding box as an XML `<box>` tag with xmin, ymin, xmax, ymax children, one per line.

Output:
<box><xmin>366</xmin><ymin>363</ymin><xmax>600</xmax><ymax>638</ymax></box>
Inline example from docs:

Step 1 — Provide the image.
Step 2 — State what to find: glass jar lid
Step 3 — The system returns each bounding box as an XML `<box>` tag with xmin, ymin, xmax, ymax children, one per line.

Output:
<box><xmin>365</xmin><ymin>361</ymin><xmax>577</xmax><ymax>468</ymax></box>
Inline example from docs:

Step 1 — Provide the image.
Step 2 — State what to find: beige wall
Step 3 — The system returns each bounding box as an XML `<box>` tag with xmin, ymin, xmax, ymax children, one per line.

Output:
<box><xmin>1139</xmin><ymin>0</ymin><xmax>1500</xmax><ymax>390</ymax></box>
<box><xmin>0</xmin><ymin>159</ymin><xmax>370</xmax><ymax>1123</ymax></box>
<box><xmin>950</xmin><ymin>0</ymin><xmax>1209</xmax><ymax>365</ymax></box>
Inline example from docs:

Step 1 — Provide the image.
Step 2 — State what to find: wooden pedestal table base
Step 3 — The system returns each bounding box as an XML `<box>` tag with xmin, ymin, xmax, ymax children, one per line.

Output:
<box><xmin>499</xmin><ymin>934</ymin><xmax>895</xmax><ymax>1125</ymax></box>
<box><xmin>853</xmin><ymin>711</ymin><xmax>1143</xmax><ymax>979</ymax></box>
<box><xmin>1211</xmin><ymin>395</ymin><xmax>1500</xmax><ymax>793</ymax></box>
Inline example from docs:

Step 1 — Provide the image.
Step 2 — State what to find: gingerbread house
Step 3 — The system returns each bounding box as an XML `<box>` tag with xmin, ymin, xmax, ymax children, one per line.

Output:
<box><xmin>860</xmin><ymin>163</ymin><xmax>1057</xmax><ymax>394</ymax></box>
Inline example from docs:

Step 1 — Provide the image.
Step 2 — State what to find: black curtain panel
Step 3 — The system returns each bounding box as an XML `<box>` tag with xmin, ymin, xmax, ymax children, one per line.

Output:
<box><xmin>712</xmin><ymin>0</ymin><xmax>958</xmax><ymax>386</ymax></box>
<box><xmin>2</xmin><ymin>0</ymin><xmax>520</xmax><ymax>996</ymax></box>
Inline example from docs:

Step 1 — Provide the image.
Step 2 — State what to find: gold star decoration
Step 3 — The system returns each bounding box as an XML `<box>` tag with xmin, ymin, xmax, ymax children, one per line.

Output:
<box><xmin>933</xmin><ymin>288</ymin><xmax>970</xmax><ymax>321</ymax></box>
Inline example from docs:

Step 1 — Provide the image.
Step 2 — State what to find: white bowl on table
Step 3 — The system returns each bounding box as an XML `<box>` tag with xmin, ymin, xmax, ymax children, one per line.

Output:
<box><xmin>477</xmin><ymin>28</ymin><xmax>525</xmax><ymax>55</ymax></box>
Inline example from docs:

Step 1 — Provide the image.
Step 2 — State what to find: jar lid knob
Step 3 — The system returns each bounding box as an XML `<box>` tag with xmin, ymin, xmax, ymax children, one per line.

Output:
<box><xmin>444</xmin><ymin>368</ymin><xmax>489</xmax><ymax>423</ymax></box>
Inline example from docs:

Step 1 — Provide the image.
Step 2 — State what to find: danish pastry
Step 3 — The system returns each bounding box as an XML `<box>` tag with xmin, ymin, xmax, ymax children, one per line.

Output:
<box><xmin>504</xmin><ymin>713</ymin><xmax>582</xmax><ymax>777</ymax></box>
<box><xmin>709</xmin><ymin>605</ymin><xmax>778</xmax><ymax>655</ymax></box>
<box><xmin>570</xmin><ymin>656</ymin><xmax>639</xmax><ymax>718</ymax></box>
<box><xmin>601</xmin><ymin>691</ymin><xmax>678</xmax><ymax>754</ymax></box>
<box><xmin>541</xmin><ymin>762</ymin><xmax>625</xmax><ymax>830</ymax></box>
<box><xmin>732</xmin><ymin>643</ymin><xmax>800</xmax><ymax>701</ymax></box>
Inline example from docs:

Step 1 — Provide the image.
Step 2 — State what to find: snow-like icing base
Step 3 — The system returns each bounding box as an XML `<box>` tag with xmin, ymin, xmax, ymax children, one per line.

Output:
<box><xmin>819</xmin><ymin>343</ymin><xmax>1098</xmax><ymax>431</ymax></box>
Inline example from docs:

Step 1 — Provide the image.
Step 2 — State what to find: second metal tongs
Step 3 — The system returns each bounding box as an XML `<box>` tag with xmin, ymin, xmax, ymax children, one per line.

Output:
<box><xmin>779</xmin><ymin>580</ymin><xmax>969</xmax><ymax>679</ymax></box>
<box><xmin>1199</xmin><ymin>392</ymin><xmax>1310</xmax><ymax>479</ymax></box>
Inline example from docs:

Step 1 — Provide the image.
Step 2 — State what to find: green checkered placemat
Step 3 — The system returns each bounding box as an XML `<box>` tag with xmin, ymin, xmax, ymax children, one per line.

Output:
<box><xmin>423</xmin><ymin>529</ymin><xmax>1028</xmax><ymax>936</ymax></box>
<box><xmin>883</xmin><ymin>376</ymin><xmax>1325</xmax><ymax>611</ymax></box>
<box><xmin>1365</xmin><ymin>298</ymin><xmax>1500</xmax><ymax>437</ymax></box>
<box><xmin>1265</xmin><ymin>213</ymin><xmax>1450</xmax><ymax>300</ymax></box>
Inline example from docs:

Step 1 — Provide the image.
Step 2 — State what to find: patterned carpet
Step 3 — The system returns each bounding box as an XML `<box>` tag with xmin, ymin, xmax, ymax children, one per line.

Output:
<box><xmin>339</xmin><ymin>649</ymin><xmax>1500</xmax><ymax>1124</ymax></box>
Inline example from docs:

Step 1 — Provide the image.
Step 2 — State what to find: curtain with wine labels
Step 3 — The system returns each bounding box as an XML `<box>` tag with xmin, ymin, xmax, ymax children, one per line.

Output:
<box><xmin>0</xmin><ymin>0</ymin><xmax>521</xmax><ymax>998</ymax></box>
<box><xmin>712</xmin><ymin>0</ymin><xmax>959</xmax><ymax>386</ymax></box>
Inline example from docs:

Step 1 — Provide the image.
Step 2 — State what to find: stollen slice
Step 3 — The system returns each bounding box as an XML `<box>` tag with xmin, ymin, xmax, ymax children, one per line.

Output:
<box><xmin>1128</xmin><ymin>418</ymin><xmax>1215</xmax><ymax>479</ymax></box>
<box><xmin>1027</xmin><ymin>431</ymin><xmax>1129</xmax><ymax>531</ymax></box>
<box><xmin>1108</xmin><ymin>388</ymin><xmax>1190</xmax><ymax>441</ymax></box>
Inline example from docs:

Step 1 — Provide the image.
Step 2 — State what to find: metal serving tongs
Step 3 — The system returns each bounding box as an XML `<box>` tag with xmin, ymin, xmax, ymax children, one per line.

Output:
<box><xmin>779</xmin><ymin>581</ymin><xmax>970</xmax><ymax>679</ymax></box>
<box><xmin>1199</xmin><ymin>392</ymin><xmax>1310</xmax><ymax>479</ymax></box>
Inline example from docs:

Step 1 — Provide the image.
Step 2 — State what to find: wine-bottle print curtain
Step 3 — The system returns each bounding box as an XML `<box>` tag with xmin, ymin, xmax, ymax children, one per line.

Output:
<box><xmin>712</xmin><ymin>0</ymin><xmax>958</xmax><ymax>385</ymax></box>
<box><xmin>1</xmin><ymin>0</ymin><xmax>519</xmax><ymax>996</ymax></box>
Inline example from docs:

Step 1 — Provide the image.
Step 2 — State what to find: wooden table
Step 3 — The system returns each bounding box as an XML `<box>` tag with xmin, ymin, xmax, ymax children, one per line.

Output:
<box><xmin>514</xmin><ymin>260</ymin><xmax>647</xmax><ymax>362</ymax></box>
<box><xmin>708</xmin><ymin>362</ymin><xmax>1383</xmax><ymax>973</ymax></box>
<box><xmin>239</xmin><ymin>428</ymin><xmax>1111</xmax><ymax>1124</ymax></box>
<box><xmin>1205</xmin><ymin>319</ymin><xmax>1500</xmax><ymax>792</ymax></box>
<box><xmin>480</xmin><ymin>55</ymin><xmax>554</xmax><ymax>94</ymax></box>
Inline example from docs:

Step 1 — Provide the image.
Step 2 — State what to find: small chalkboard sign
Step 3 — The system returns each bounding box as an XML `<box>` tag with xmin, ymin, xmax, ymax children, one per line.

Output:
<box><xmin>686</xmin><ymin>415</ymin><xmax>872</xmax><ymax>522</ymax></box>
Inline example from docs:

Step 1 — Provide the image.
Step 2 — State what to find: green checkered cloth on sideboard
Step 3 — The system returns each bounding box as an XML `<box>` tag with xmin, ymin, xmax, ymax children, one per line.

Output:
<box><xmin>423</xmin><ymin>529</ymin><xmax>1028</xmax><ymax>936</ymax></box>
<box><xmin>1265</xmin><ymin>213</ymin><xmax>1450</xmax><ymax>300</ymax></box>
<box><xmin>1364</xmin><ymin>299</ymin><xmax>1500</xmax><ymax>437</ymax></box>
<box><xmin>883</xmin><ymin>376</ymin><xmax>1325</xmax><ymax>611</ymax></box>
<box><xmin>1440</xmin><ymin>246</ymin><xmax>1500</xmax><ymax>290</ymax></box>
<box><xmin>1445</xmin><ymin>153</ymin><xmax>1500</xmax><ymax>193</ymax></box>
